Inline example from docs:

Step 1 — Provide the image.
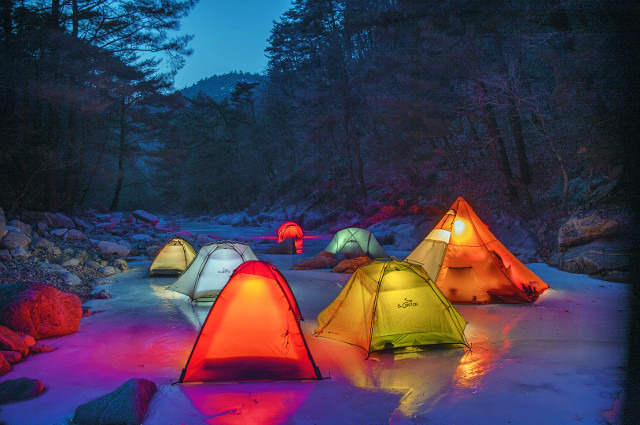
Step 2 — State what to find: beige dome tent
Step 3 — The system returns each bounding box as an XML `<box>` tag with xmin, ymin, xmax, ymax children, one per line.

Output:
<box><xmin>315</xmin><ymin>260</ymin><xmax>468</xmax><ymax>355</ymax></box>
<box><xmin>168</xmin><ymin>241</ymin><xmax>258</xmax><ymax>301</ymax></box>
<box><xmin>149</xmin><ymin>237</ymin><xmax>197</xmax><ymax>275</ymax></box>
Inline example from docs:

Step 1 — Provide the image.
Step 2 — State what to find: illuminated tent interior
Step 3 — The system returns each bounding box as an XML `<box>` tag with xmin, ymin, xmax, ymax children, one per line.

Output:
<box><xmin>179</xmin><ymin>260</ymin><xmax>321</xmax><ymax>383</ymax></box>
<box><xmin>277</xmin><ymin>221</ymin><xmax>304</xmax><ymax>243</ymax></box>
<box><xmin>168</xmin><ymin>241</ymin><xmax>258</xmax><ymax>301</ymax></box>
<box><xmin>406</xmin><ymin>196</ymin><xmax>550</xmax><ymax>304</ymax></box>
<box><xmin>148</xmin><ymin>237</ymin><xmax>197</xmax><ymax>275</ymax></box>
<box><xmin>315</xmin><ymin>260</ymin><xmax>468</xmax><ymax>354</ymax></box>
<box><xmin>324</xmin><ymin>227</ymin><xmax>388</xmax><ymax>259</ymax></box>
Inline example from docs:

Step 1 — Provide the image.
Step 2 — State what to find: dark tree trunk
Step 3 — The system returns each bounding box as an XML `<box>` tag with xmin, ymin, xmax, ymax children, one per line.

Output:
<box><xmin>110</xmin><ymin>97</ymin><xmax>126</xmax><ymax>211</ymax></box>
<box><xmin>507</xmin><ymin>96</ymin><xmax>532</xmax><ymax>185</ymax></box>
<box><xmin>476</xmin><ymin>82</ymin><xmax>519</xmax><ymax>203</ymax></box>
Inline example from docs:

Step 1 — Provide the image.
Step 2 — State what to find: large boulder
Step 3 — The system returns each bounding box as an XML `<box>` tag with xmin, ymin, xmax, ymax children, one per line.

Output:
<box><xmin>38</xmin><ymin>262</ymin><xmax>82</xmax><ymax>286</ymax></box>
<box><xmin>0</xmin><ymin>282</ymin><xmax>82</xmax><ymax>339</ymax></box>
<box><xmin>7</xmin><ymin>220</ymin><xmax>31</xmax><ymax>237</ymax></box>
<box><xmin>0</xmin><ymin>325</ymin><xmax>29</xmax><ymax>357</ymax></box>
<box><xmin>131</xmin><ymin>210</ymin><xmax>159</xmax><ymax>226</ymax></box>
<box><xmin>97</xmin><ymin>240</ymin><xmax>130</xmax><ymax>257</ymax></box>
<box><xmin>30</xmin><ymin>237</ymin><xmax>55</xmax><ymax>250</ymax></box>
<box><xmin>332</xmin><ymin>256</ymin><xmax>372</xmax><ymax>274</ymax></box>
<box><xmin>73</xmin><ymin>217</ymin><xmax>94</xmax><ymax>232</ymax></box>
<box><xmin>1</xmin><ymin>350</ymin><xmax>22</xmax><ymax>364</ymax></box>
<box><xmin>231</xmin><ymin>213</ymin><xmax>250</xmax><ymax>227</ymax></box>
<box><xmin>73</xmin><ymin>378</ymin><xmax>157</xmax><ymax>425</ymax></box>
<box><xmin>0</xmin><ymin>378</ymin><xmax>45</xmax><ymax>404</ymax></box>
<box><xmin>1</xmin><ymin>230</ymin><xmax>31</xmax><ymax>250</ymax></box>
<box><xmin>552</xmin><ymin>239</ymin><xmax>632</xmax><ymax>282</ymax></box>
<box><xmin>64</xmin><ymin>229</ymin><xmax>87</xmax><ymax>241</ymax></box>
<box><xmin>44</xmin><ymin>212</ymin><xmax>75</xmax><ymax>229</ymax></box>
<box><xmin>50</xmin><ymin>228</ymin><xmax>68</xmax><ymax>237</ymax></box>
<box><xmin>491</xmin><ymin>220</ymin><xmax>541</xmax><ymax>263</ymax></box>
<box><xmin>558</xmin><ymin>212</ymin><xmax>626</xmax><ymax>250</ymax></box>
<box><xmin>0</xmin><ymin>250</ymin><xmax>11</xmax><ymax>261</ymax></box>
<box><xmin>10</xmin><ymin>246</ymin><xmax>30</xmax><ymax>260</ymax></box>
<box><xmin>292</xmin><ymin>252</ymin><xmax>340</xmax><ymax>270</ymax></box>
<box><xmin>0</xmin><ymin>352</ymin><xmax>9</xmax><ymax>375</ymax></box>
<box><xmin>0</xmin><ymin>206</ymin><xmax>7</xmax><ymax>239</ymax></box>
<box><xmin>113</xmin><ymin>259</ymin><xmax>129</xmax><ymax>271</ymax></box>
<box><xmin>265</xmin><ymin>237</ymin><xmax>297</xmax><ymax>255</ymax></box>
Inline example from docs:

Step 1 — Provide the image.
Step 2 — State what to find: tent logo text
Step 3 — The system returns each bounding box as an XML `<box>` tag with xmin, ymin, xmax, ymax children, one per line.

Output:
<box><xmin>398</xmin><ymin>297</ymin><xmax>417</xmax><ymax>309</ymax></box>
<box><xmin>218</xmin><ymin>268</ymin><xmax>231</xmax><ymax>274</ymax></box>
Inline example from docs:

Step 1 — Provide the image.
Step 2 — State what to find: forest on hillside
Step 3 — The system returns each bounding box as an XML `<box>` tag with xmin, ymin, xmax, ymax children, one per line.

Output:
<box><xmin>1</xmin><ymin>0</ymin><xmax>638</xmax><ymax>220</ymax></box>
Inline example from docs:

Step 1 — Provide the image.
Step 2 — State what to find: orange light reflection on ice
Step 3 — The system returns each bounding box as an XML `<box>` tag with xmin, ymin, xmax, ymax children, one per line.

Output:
<box><xmin>182</xmin><ymin>382</ymin><xmax>314</xmax><ymax>425</ymax></box>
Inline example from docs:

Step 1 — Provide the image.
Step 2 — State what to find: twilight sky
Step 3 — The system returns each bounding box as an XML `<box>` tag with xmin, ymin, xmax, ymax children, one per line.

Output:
<box><xmin>172</xmin><ymin>0</ymin><xmax>293</xmax><ymax>89</ymax></box>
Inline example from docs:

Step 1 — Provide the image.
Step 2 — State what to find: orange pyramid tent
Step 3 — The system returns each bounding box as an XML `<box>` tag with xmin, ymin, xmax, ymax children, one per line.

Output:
<box><xmin>277</xmin><ymin>221</ymin><xmax>303</xmax><ymax>243</ymax></box>
<box><xmin>406</xmin><ymin>197</ymin><xmax>549</xmax><ymax>304</ymax></box>
<box><xmin>179</xmin><ymin>260</ymin><xmax>321</xmax><ymax>382</ymax></box>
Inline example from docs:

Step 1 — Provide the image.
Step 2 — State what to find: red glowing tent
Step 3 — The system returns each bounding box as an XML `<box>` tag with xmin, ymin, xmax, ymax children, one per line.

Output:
<box><xmin>277</xmin><ymin>221</ymin><xmax>303</xmax><ymax>243</ymax></box>
<box><xmin>179</xmin><ymin>261</ymin><xmax>321</xmax><ymax>383</ymax></box>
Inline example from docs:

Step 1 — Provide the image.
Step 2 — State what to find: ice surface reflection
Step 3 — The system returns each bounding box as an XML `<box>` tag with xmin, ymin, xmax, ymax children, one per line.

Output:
<box><xmin>182</xmin><ymin>381</ymin><xmax>315</xmax><ymax>425</ymax></box>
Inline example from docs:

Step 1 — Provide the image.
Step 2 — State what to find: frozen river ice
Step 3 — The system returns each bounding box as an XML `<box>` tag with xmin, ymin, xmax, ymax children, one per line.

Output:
<box><xmin>0</xmin><ymin>224</ymin><xmax>629</xmax><ymax>424</ymax></box>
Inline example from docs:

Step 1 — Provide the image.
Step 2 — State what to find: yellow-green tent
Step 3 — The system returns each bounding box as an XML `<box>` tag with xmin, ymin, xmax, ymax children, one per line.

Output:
<box><xmin>315</xmin><ymin>260</ymin><xmax>468</xmax><ymax>354</ymax></box>
<box><xmin>149</xmin><ymin>237</ymin><xmax>197</xmax><ymax>275</ymax></box>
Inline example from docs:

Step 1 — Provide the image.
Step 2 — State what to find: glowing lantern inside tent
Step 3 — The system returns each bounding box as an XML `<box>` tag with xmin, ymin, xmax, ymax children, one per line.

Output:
<box><xmin>277</xmin><ymin>221</ymin><xmax>304</xmax><ymax>243</ymax></box>
<box><xmin>453</xmin><ymin>219</ymin><xmax>466</xmax><ymax>235</ymax></box>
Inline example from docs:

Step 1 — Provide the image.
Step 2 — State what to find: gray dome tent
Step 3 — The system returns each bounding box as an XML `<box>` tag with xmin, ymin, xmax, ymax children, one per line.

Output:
<box><xmin>168</xmin><ymin>241</ymin><xmax>258</xmax><ymax>301</ymax></box>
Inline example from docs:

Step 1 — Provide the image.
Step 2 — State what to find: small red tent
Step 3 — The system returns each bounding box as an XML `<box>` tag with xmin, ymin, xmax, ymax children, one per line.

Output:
<box><xmin>277</xmin><ymin>221</ymin><xmax>303</xmax><ymax>243</ymax></box>
<box><xmin>179</xmin><ymin>261</ymin><xmax>320</xmax><ymax>382</ymax></box>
